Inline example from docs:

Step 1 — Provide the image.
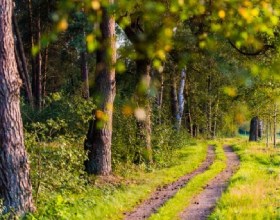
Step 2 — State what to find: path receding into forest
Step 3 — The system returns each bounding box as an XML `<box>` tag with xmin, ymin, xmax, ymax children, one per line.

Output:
<box><xmin>124</xmin><ymin>145</ymin><xmax>240</xmax><ymax>220</ymax></box>
<box><xmin>179</xmin><ymin>146</ymin><xmax>240</xmax><ymax>220</ymax></box>
<box><xmin>124</xmin><ymin>146</ymin><xmax>215</xmax><ymax>220</ymax></box>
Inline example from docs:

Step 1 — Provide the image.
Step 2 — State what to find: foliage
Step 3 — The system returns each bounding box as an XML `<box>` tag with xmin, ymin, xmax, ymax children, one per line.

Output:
<box><xmin>22</xmin><ymin>93</ymin><xmax>95</xmax><ymax>140</ymax></box>
<box><xmin>112</xmin><ymin>103</ymin><xmax>188</xmax><ymax>167</ymax></box>
<box><xmin>25</xmin><ymin>136</ymin><xmax>88</xmax><ymax>219</ymax></box>
<box><xmin>8</xmin><ymin>0</ymin><xmax>280</xmax><ymax>217</ymax></box>
<box><xmin>27</xmin><ymin>140</ymin><xmax>208</xmax><ymax>219</ymax></box>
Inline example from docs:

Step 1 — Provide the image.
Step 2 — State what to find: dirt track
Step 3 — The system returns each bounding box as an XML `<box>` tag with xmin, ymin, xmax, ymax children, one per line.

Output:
<box><xmin>124</xmin><ymin>146</ymin><xmax>215</xmax><ymax>220</ymax></box>
<box><xmin>180</xmin><ymin>146</ymin><xmax>240</xmax><ymax>220</ymax></box>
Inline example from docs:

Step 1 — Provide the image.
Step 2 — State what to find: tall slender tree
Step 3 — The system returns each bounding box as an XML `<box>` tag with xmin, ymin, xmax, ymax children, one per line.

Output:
<box><xmin>12</xmin><ymin>12</ymin><xmax>33</xmax><ymax>106</ymax></box>
<box><xmin>176</xmin><ymin>68</ymin><xmax>186</xmax><ymax>130</ymax></box>
<box><xmin>85</xmin><ymin>0</ymin><xmax>116</xmax><ymax>175</ymax></box>
<box><xmin>0</xmin><ymin>0</ymin><xmax>35</xmax><ymax>215</ymax></box>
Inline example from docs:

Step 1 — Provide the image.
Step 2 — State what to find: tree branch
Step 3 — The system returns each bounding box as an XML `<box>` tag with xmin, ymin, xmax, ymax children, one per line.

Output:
<box><xmin>228</xmin><ymin>39</ymin><xmax>275</xmax><ymax>56</ymax></box>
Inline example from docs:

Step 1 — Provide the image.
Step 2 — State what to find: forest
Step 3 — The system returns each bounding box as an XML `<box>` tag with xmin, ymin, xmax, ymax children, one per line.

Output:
<box><xmin>0</xmin><ymin>0</ymin><xmax>279</xmax><ymax>219</ymax></box>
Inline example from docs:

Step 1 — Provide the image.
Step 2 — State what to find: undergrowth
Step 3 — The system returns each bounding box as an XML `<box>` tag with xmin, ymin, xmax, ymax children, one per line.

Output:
<box><xmin>26</xmin><ymin>140</ymin><xmax>208</xmax><ymax>219</ymax></box>
<box><xmin>20</xmin><ymin>93</ymin><xmax>206</xmax><ymax>219</ymax></box>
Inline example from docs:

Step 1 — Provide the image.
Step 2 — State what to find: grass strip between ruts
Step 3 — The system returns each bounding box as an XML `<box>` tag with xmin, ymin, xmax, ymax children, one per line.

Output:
<box><xmin>149</xmin><ymin>142</ymin><xmax>226</xmax><ymax>220</ymax></box>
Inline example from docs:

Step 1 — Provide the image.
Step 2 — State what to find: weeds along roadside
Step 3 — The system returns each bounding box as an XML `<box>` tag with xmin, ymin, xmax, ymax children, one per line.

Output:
<box><xmin>21</xmin><ymin>93</ymin><xmax>209</xmax><ymax>219</ymax></box>
<box><xmin>209</xmin><ymin>140</ymin><xmax>280</xmax><ymax>220</ymax></box>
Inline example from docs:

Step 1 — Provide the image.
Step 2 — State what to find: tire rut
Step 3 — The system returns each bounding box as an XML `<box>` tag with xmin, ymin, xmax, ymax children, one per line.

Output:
<box><xmin>180</xmin><ymin>145</ymin><xmax>240</xmax><ymax>220</ymax></box>
<box><xmin>124</xmin><ymin>146</ymin><xmax>216</xmax><ymax>220</ymax></box>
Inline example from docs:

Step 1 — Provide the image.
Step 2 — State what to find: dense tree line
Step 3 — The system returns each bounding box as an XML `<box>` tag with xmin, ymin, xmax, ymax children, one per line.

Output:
<box><xmin>0</xmin><ymin>0</ymin><xmax>280</xmax><ymax>217</ymax></box>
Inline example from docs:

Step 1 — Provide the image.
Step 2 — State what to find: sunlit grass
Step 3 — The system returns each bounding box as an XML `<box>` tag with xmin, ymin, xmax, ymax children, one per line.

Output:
<box><xmin>209</xmin><ymin>141</ymin><xmax>280</xmax><ymax>220</ymax></box>
<box><xmin>30</xmin><ymin>140</ymin><xmax>209</xmax><ymax>219</ymax></box>
<box><xmin>149</xmin><ymin>142</ymin><xmax>226</xmax><ymax>220</ymax></box>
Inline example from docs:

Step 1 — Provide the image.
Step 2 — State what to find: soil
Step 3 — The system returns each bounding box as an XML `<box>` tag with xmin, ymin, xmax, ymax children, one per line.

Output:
<box><xmin>179</xmin><ymin>145</ymin><xmax>240</xmax><ymax>220</ymax></box>
<box><xmin>124</xmin><ymin>145</ymin><xmax>216</xmax><ymax>220</ymax></box>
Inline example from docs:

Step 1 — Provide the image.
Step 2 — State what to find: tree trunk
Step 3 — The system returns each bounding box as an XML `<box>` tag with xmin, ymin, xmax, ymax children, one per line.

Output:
<box><xmin>273</xmin><ymin>104</ymin><xmax>277</xmax><ymax>148</ymax></box>
<box><xmin>80</xmin><ymin>50</ymin><xmax>90</xmax><ymax>99</ymax></box>
<box><xmin>135</xmin><ymin>59</ymin><xmax>153</xmax><ymax>163</ymax></box>
<box><xmin>213</xmin><ymin>99</ymin><xmax>219</xmax><ymax>138</ymax></box>
<box><xmin>156</xmin><ymin>71</ymin><xmax>164</xmax><ymax>124</ymax></box>
<box><xmin>192</xmin><ymin>124</ymin><xmax>198</xmax><ymax>137</ymax></box>
<box><xmin>12</xmin><ymin>12</ymin><xmax>33</xmax><ymax>106</ymax></box>
<box><xmin>176</xmin><ymin>68</ymin><xmax>186</xmax><ymax>130</ymax></box>
<box><xmin>34</xmin><ymin>13</ymin><xmax>42</xmax><ymax>109</ymax></box>
<box><xmin>42</xmin><ymin>46</ymin><xmax>48</xmax><ymax>107</ymax></box>
<box><xmin>28</xmin><ymin>0</ymin><xmax>42</xmax><ymax>109</ymax></box>
<box><xmin>27</xmin><ymin>0</ymin><xmax>36</xmax><ymax>98</ymax></box>
<box><xmin>80</xmin><ymin>14</ymin><xmax>90</xmax><ymax>99</ymax></box>
<box><xmin>249</xmin><ymin>116</ymin><xmax>259</xmax><ymax>141</ymax></box>
<box><xmin>206</xmin><ymin>74</ymin><xmax>212</xmax><ymax>138</ymax></box>
<box><xmin>171</xmin><ymin>76</ymin><xmax>178</xmax><ymax>125</ymax></box>
<box><xmin>266</xmin><ymin>118</ymin><xmax>269</xmax><ymax>148</ymax></box>
<box><xmin>14</xmin><ymin>46</ymin><xmax>26</xmax><ymax>92</ymax></box>
<box><xmin>184</xmin><ymin>71</ymin><xmax>193</xmax><ymax>136</ymax></box>
<box><xmin>0</xmin><ymin>0</ymin><xmax>35</xmax><ymax>215</ymax></box>
<box><xmin>84</xmin><ymin>1</ymin><xmax>116</xmax><ymax>175</ymax></box>
<box><xmin>258</xmin><ymin>119</ymin><xmax>263</xmax><ymax>139</ymax></box>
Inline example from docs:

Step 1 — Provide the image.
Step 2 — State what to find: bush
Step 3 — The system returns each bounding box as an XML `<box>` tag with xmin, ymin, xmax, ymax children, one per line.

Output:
<box><xmin>22</xmin><ymin>92</ymin><xmax>95</xmax><ymax>140</ymax></box>
<box><xmin>25</xmin><ymin>135</ymin><xmax>88</xmax><ymax>214</ymax></box>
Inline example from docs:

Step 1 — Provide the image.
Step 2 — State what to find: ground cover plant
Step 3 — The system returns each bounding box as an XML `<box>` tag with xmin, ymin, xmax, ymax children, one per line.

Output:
<box><xmin>27</xmin><ymin>139</ymin><xmax>208</xmax><ymax>219</ymax></box>
<box><xmin>210</xmin><ymin>140</ymin><xmax>280</xmax><ymax>220</ymax></box>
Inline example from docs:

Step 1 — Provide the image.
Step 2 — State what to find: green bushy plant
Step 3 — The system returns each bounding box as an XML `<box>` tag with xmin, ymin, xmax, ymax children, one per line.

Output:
<box><xmin>22</xmin><ymin>92</ymin><xmax>95</xmax><ymax>140</ymax></box>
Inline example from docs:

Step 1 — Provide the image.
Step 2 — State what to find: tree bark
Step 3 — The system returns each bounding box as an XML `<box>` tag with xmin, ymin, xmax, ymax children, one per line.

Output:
<box><xmin>0</xmin><ymin>0</ymin><xmax>35</xmax><ymax>215</ymax></box>
<box><xmin>34</xmin><ymin>12</ymin><xmax>42</xmax><ymax>109</ymax></box>
<box><xmin>80</xmin><ymin>12</ymin><xmax>90</xmax><ymax>99</ymax></box>
<box><xmin>84</xmin><ymin>1</ymin><xmax>116</xmax><ymax>175</ymax></box>
<box><xmin>176</xmin><ymin>68</ymin><xmax>186</xmax><ymax>130</ymax></box>
<box><xmin>135</xmin><ymin>59</ymin><xmax>153</xmax><ymax>163</ymax></box>
<box><xmin>80</xmin><ymin>50</ymin><xmax>90</xmax><ymax>99</ymax></box>
<box><xmin>249</xmin><ymin>116</ymin><xmax>259</xmax><ymax>141</ymax></box>
<box><xmin>266</xmin><ymin>118</ymin><xmax>269</xmax><ymax>148</ymax></box>
<box><xmin>14</xmin><ymin>46</ymin><xmax>26</xmax><ymax>91</ymax></box>
<box><xmin>258</xmin><ymin>119</ymin><xmax>263</xmax><ymax>139</ymax></box>
<box><xmin>28</xmin><ymin>0</ymin><xmax>42</xmax><ymax>109</ymax></box>
<box><xmin>123</xmin><ymin>16</ymin><xmax>153</xmax><ymax>163</ymax></box>
<box><xmin>171</xmin><ymin>76</ymin><xmax>178</xmax><ymax>125</ymax></box>
<box><xmin>156</xmin><ymin>71</ymin><xmax>164</xmax><ymax>124</ymax></box>
<box><xmin>213</xmin><ymin>99</ymin><xmax>219</xmax><ymax>138</ymax></box>
<box><xmin>206</xmin><ymin>74</ymin><xmax>212</xmax><ymax>138</ymax></box>
<box><xmin>12</xmin><ymin>12</ymin><xmax>33</xmax><ymax>106</ymax></box>
<box><xmin>273</xmin><ymin>104</ymin><xmax>277</xmax><ymax>148</ymax></box>
<box><xmin>42</xmin><ymin>46</ymin><xmax>48</xmax><ymax>107</ymax></box>
<box><xmin>184</xmin><ymin>71</ymin><xmax>193</xmax><ymax>136</ymax></box>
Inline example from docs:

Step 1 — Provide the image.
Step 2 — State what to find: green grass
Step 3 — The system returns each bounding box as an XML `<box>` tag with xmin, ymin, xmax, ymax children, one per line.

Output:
<box><xmin>148</xmin><ymin>142</ymin><xmax>226</xmax><ymax>220</ymax></box>
<box><xmin>209</xmin><ymin>141</ymin><xmax>280</xmax><ymax>220</ymax></box>
<box><xmin>29</xmin><ymin>140</ymin><xmax>210</xmax><ymax>220</ymax></box>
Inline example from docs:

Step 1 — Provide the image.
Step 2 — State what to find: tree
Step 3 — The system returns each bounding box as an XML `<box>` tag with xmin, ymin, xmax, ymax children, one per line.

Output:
<box><xmin>13</xmin><ymin>12</ymin><xmax>33</xmax><ymax>106</ymax></box>
<box><xmin>84</xmin><ymin>0</ymin><xmax>116</xmax><ymax>175</ymax></box>
<box><xmin>176</xmin><ymin>68</ymin><xmax>186</xmax><ymax>130</ymax></box>
<box><xmin>0</xmin><ymin>0</ymin><xmax>35</xmax><ymax>215</ymax></box>
<box><xmin>249</xmin><ymin>116</ymin><xmax>260</xmax><ymax>141</ymax></box>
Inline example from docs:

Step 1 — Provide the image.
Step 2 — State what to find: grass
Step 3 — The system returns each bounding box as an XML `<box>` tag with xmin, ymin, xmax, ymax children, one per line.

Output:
<box><xmin>29</xmin><ymin>140</ymin><xmax>210</xmax><ymax>219</ymax></box>
<box><xmin>148</xmin><ymin>142</ymin><xmax>226</xmax><ymax>220</ymax></box>
<box><xmin>209</xmin><ymin>140</ymin><xmax>280</xmax><ymax>220</ymax></box>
